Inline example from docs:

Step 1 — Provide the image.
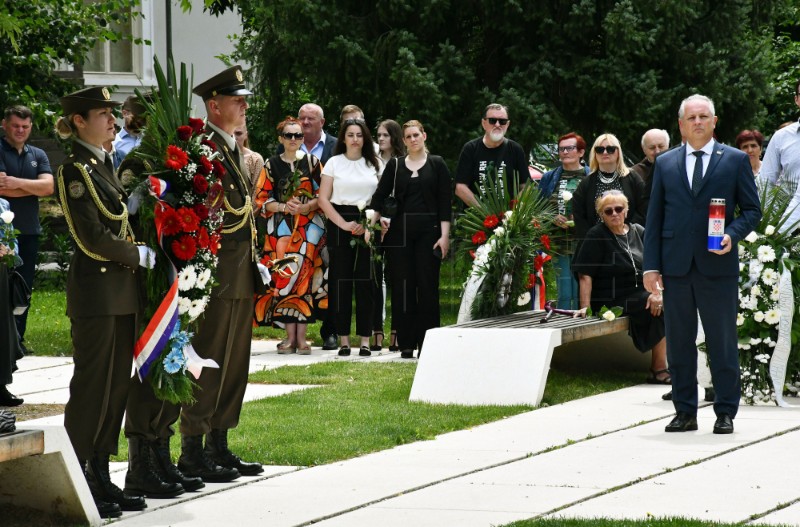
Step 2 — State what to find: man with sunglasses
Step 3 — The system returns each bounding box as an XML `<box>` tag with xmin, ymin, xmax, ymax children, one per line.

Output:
<box><xmin>644</xmin><ymin>94</ymin><xmax>761</xmax><ymax>435</ymax></box>
<box><xmin>455</xmin><ymin>103</ymin><xmax>529</xmax><ymax>207</ymax></box>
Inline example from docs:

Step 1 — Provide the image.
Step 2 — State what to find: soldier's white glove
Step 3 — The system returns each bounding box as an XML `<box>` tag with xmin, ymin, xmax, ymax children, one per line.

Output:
<box><xmin>127</xmin><ymin>193</ymin><xmax>141</xmax><ymax>215</ymax></box>
<box><xmin>137</xmin><ymin>246</ymin><xmax>156</xmax><ymax>269</ymax></box>
<box><xmin>256</xmin><ymin>262</ymin><xmax>271</xmax><ymax>284</ymax></box>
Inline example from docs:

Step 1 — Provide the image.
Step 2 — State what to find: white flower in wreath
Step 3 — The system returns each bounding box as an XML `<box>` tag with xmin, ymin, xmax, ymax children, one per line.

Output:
<box><xmin>184</xmin><ymin>162</ymin><xmax>198</xmax><ymax>177</ymax></box>
<box><xmin>739</xmin><ymin>262</ymin><xmax>745</xmax><ymax>272</ymax></box>
<box><xmin>744</xmin><ymin>231</ymin><xmax>758</xmax><ymax>243</ymax></box>
<box><xmin>504</xmin><ymin>210</ymin><xmax>513</xmax><ymax>221</ymax></box>
<box><xmin>740</xmin><ymin>295</ymin><xmax>757</xmax><ymax>310</ymax></box>
<box><xmin>770</xmin><ymin>288</ymin><xmax>780</xmax><ymax>302</ymax></box>
<box><xmin>750</xmin><ymin>337</ymin><xmax>762</xmax><ymax>345</ymax></box>
<box><xmin>188</xmin><ymin>298</ymin><xmax>207</xmax><ymax>320</ymax></box>
<box><xmin>517</xmin><ymin>292</ymin><xmax>531</xmax><ymax>306</ymax></box>
<box><xmin>736</xmin><ymin>313</ymin><xmax>745</xmax><ymax>326</ymax></box>
<box><xmin>750</xmin><ymin>284</ymin><xmax>761</xmax><ymax>298</ymax></box>
<box><xmin>748</xmin><ymin>259</ymin><xmax>763</xmax><ymax>279</ymax></box>
<box><xmin>765</xmin><ymin>309</ymin><xmax>781</xmax><ymax>325</ymax></box>
<box><xmin>753</xmin><ymin>310</ymin><xmax>765</xmax><ymax>323</ymax></box>
<box><xmin>761</xmin><ymin>268</ymin><xmax>779</xmax><ymax>286</ymax></box>
<box><xmin>757</xmin><ymin>245</ymin><xmax>776</xmax><ymax>263</ymax></box>
<box><xmin>177</xmin><ymin>297</ymin><xmax>192</xmax><ymax>315</ymax></box>
<box><xmin>494</xmin><ymin>226</ymin><xmax>505</xmax><ymax>237</ymax></box>
<box><xmin>196</xmin><ymin>267</ymin><xmax>212</xmax><ymax>289</ymax></box>
<box><xmin>765</xmin><ymin>225</ymin><xmax>776</xmax><ymax>236</ymax></box>
<box><xmin>178</xmin><ymin>265</ymin><xmax>197</xmax><ymax>291</ymax></box>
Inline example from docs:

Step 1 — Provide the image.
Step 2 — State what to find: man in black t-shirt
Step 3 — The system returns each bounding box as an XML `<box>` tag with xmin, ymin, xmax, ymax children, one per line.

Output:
<box><xmin>454</xmin><ymin>103</ymin><xmax>529</xmax><ymax>207</ymax></box>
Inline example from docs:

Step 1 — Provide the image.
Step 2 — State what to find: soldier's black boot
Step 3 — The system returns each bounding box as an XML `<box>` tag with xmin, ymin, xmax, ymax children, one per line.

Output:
<box><xmin>124</xmin><ymin>437</ymin><xmax>184</xmax><ymax>498</ymax></box>
<box><xmin>80</xmin><ymin>458</ymin><xmax>122</xmax><ymax>519</ymax></box>
<box><xmin>205</xmin><ymin>429</ymin><xmax>264</xmax><ymax>476</ymax></box>
<box><xmin>151</xmin><ymin>436</ymin><xmax>205</xmax><ymax>491</ymax></box>
<box><xmin>178</xmin><ymin>434</ymin><xmax>240</xmax><ymax>483</ymax></box>
<box><xmin>86</xmin><ymin>453</ymin><xmax>147</xmax><ymax>511</ymax></box>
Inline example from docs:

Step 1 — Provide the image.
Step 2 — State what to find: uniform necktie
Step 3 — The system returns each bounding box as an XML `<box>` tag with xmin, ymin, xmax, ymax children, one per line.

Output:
<box><xmin>104</xmin><ymin>153</ymin><xmax>114</xmax><ymax>174</ymax></box>
<box><xmin>691</xmin><ymin>150</ymin><xmax>704</xmax><ymax>196</ymax></box>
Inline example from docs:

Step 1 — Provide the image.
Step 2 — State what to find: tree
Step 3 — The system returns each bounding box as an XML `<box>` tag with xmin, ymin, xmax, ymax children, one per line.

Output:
<box><xmin>0</xmin><ymin>1</ymin><xmax>140</xmax><ymax>133</ymax></box>
<box><xmin>222</xmin><ymin>1</ymin><xmax>791</xmax><ymax>160</ymax></box>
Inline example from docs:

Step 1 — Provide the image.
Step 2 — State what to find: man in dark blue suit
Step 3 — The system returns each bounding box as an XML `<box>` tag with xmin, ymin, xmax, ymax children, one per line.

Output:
<box><xmin>644</xmin><ymin>94</ymin><xmax>761</xmax><ymax>434</ymax></box>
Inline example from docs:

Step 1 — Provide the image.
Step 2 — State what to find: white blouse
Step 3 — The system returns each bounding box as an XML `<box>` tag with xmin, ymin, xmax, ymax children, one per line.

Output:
<box><xmin>322</xmin><ymin>154</ymin><xmax>380</xmax><ymax>206</ymax></box>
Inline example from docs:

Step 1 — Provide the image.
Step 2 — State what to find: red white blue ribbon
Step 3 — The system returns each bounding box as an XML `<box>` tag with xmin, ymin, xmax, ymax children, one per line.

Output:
<box><xmin>133</xmin><ymin>280</ymin><xmax>179</xmax><ymax>379</ymax></box>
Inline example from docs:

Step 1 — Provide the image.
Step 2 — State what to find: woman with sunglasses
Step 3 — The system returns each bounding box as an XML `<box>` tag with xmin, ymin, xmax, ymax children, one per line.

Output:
<box><xmin>572</xmin><ymin>190</ymin><xmax>669</xmax><ymax>384</ymax></box>
<box><xmin>571</xmin><ymin>133</ymin><xmax>647</xmax><ymax>240</ymax></box>
<box><xmin>318</xmin><ymin>118</ymin><xmax>381</xmax><ymax>356</ymax></box>
<box><xmin>253</xmin><ymin>117</ymin><xmax>324</xmax><ymax>354</ymax></box>
<box><xmin>371</xmin><ymin>120</ymin><xmax>451</xmax><ymax>359</ymax></box>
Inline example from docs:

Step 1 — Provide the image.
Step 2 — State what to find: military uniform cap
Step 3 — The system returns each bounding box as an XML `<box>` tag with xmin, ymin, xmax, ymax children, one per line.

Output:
<box><xmin>60</xmin><ymin>86</ymin><xmax>121</xmax><ymax>115</ymax></box>
<box><xmin>193</xmin><ymin>65</ymin><xmax>252</xmax><ymax>101</ymax></box>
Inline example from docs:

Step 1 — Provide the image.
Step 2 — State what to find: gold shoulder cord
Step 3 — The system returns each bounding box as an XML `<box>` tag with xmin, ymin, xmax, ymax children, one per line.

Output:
<box><xmin>57</xmin><ymin>163</ymin><xmax>134</xmax><ymax>262</ymax></box>
<box><xmin>220</xmin><ymin>144</ymin><xmax>258</xmax><ymax>260</ymax></box>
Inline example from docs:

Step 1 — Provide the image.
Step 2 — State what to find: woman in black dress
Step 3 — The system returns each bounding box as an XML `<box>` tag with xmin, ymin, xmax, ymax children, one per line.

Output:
<box><xmin>0</xmin><ymin>197</ymin><xmax>24</xmax><ymax>407</ymax></box>
<box><xmin>572</xmin><ymin>190</ymin><xmax>669</xmax><ymax>384</ymax></box>
<box><xmin>371</xmin><ymin>120</ymin><xmax>451</xmax><ymax>359</ymax></box>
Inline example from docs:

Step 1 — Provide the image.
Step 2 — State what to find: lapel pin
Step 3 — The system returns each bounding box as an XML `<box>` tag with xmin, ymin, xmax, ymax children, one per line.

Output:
<box><xmin>90</xmin><ymin>158</ymin><xmax>97</xmax><ymax>164</ymax></box>
<box><xmin>716</xmin><ymin>150</ymin><xmax>722</xmax><ymax>155</ymax></box>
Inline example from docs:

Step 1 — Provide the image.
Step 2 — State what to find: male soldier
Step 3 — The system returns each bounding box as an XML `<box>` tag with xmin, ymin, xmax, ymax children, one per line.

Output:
<box><xmin>0</xmin><ymin>105</ymin><xmax>54</xmax><ymax>354</ymax></box>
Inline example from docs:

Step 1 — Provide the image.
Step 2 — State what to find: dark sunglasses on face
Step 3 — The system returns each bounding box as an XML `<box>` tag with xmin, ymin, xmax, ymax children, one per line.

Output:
<box><xmin>558</xmin><ymin>145</ymin><xmax>578</xmax><ymax>153</ymax></box>
<box><xmin>603</xmin><ymin>206</ymin><xmax>625</xmax><ymax>216</ymax></box>
<box><xmin>282</xmin><ymin>132</ymin><xmax>304</xmax><ymax>140</ymax></box>
<box><xmin>594</xmin><ymin>145</ymin><xmax>618</xmax><ymax>155</ymax></box>
<box><xmin>343</xmin><ymin>118</ymin><xmax>365</xmax><ymax>126</ymax></box>
<box><xmin>484</xmin><ymin>117</ymin><xmax>509</xmax><ymax>126</ymax></box>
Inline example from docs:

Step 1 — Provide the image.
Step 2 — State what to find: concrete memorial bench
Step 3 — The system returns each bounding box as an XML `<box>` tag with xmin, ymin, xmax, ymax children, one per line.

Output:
<box><xmin>409</xmin><ymin>310</ymin><xmax>630</xmax><ymax>407</ymax></box>
<box><xmin>0</xmin><ymin>425</ymin><xmax>101</xmax><ymax>526</ymax></box>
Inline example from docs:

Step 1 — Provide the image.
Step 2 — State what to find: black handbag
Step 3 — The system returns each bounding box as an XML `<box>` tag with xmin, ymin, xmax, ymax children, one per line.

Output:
<box><xmin>9</xmin><ymin>269</ymin><xmax>30</xmax><ymax>316</ymax></box>
<box><xmin>382</xmin><ymin>157</ymin><xmax>403</xmax><ymax>218</ymax></box>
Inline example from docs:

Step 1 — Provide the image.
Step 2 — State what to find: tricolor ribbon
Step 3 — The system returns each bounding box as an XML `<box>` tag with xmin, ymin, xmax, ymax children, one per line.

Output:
<box><xmin>532</xmin><ymin>250</ymin><xmax>551</xmax><ymax>311</ymax></box>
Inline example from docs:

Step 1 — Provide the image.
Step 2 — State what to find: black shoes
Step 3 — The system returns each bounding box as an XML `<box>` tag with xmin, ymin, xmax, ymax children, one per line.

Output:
<box><xmin>359</xmin><ymin>346</ymin><xmax>371</xmax><ymax>357</ymax></box>
<box><xmin>713</xmin><ymin>414</ymin><xmax>734</xmax><ymax>434</ymax></box>
<box><xmin>660</xmin><ymin>387</ymin><xmax>715</xmax><ymax>402</ymax></box>
<box><xmin>665</xmin><ymin>412</ymin><xmax>698</xmax><ymax>432</ymax></box>
<box><xmin>322</xmin><ymin>334</ymin><xmax>338</xmax><ymax>350</ymax></box>
<box><xmin>178</xmin><ymin>435</ymin><xmax>240</xmax><ymax>483</ymax></box>
<box><xmin>150</xmin><ymin>437</ymin><xmax>205</xmax><ymax>492</ymax></box>
<box><xmin>86</xmin><ymin>454</ymin><xmax>147</xmax><ymax>511</ymax></box>
<box><xmin>400</xmin><ymin>350</ymin><xmax>415</xmax><ymax>359</ymax></box>
<box><xmin>205</xmin><ymin>429</ymin><xmax>264</xmax><ymax>476</ymax></box>
<box><xmin>370</xmin><ymin>331</ymin><xmax>384</xmax><ymax>351</ymax></box>
<box><xmin>338</xmin><ymin>346</ymin><xmax>351</xmax><ymax>356</ymax></box>
<box><xmin>0</xmin><ymin>385</ymin><xmax>23</xmax><ymax>407</ymax></box>
<box><xmin>124</xmin><ymin>437</ymin><xmax>184</xmax><ymax>499</ymax></box>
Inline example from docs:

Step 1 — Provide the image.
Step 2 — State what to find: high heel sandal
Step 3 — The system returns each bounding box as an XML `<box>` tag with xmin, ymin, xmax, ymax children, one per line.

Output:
<box><xmin>388</xmin><ymin>330</ymin><xmax>399</xmax><ymax>352</ymax></box>
<box><xmin>370</xmin><ymin>331</ymin><xmax>384</xmax><ymax>352</ymax></box>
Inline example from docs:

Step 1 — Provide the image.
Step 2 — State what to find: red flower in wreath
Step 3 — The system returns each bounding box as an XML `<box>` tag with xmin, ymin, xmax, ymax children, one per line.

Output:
<box><xmin>211</xmin><ymin>159</ymin><xmax>226</xmax><ymax>177</ymax></box>
<box><xmin>196</xmin><ymin>227</ymin><xmax>210</xmax><ymax>249</ymax></box>
<box><xmin>193</xmin><ymin>174</ymin><xmax>209</xmax><ymax>194</ymax></box>
<box><xmin>156</xmin><ymin>206</ymin><xmax>182</xmax><ymax>236</ymax></box>
<box><xmin>189</xmin><ymin>117</ymin><xmax>205</xmax><ymax>134</ymax></box>
<box><xmin>469</xmin><ymin>250</ymin><xmax>476</xmax><ymax>259</ymax></box>
<box><xmin>526</xmin><ymin>273</ymin><xmax>537</xmax><ymax>289</ymax></box>
<box><xmin>472</xmin><ymin>231</ymin><xmax>487</xmax><ymax>245</ymax></box>
<box><xmin>193</xmin><ymin>203</ymin><xmax>209</xmax><ymax>220</ymax></box>
<box><xmin>201</xmin><ymin>139</ymin><xmax>217</xmax><ymax>151</ymax></box>
<box><xmin>208</xmin><ymin>232</ymin><xmax>221</xmax><ymax>255</ymax></box>
<box><xmin>165</xmin><ymin>145</ymin><xmax>189</xmax><ymax>171</ymax></box>
<box><xmin>197</xmin><ymin>156</ymin><xmax>213</xmax><ymax>176</ymax></box>
<box><xmin>540</xmin><ymin>234</ymin><xmax>551</xmax><ymax>250</ymax></box>
<box><xmin>176</xmin><ymin>207</ymin><xmax>200</xmax><ymax>232</ymax></box>
<box><xmin>483</xmin><ymin>214</ymin><xmax>499</xmax><ymax>229</ymax></box>
<box><xmin>171</xmin><ymin>234</ymin><xmax>197</xmax><ymax>261</ymax></box>
<box><xmin>176</xmin><ymin>125</ymin><xmax>193</xmax><ymax>141</ymax></box>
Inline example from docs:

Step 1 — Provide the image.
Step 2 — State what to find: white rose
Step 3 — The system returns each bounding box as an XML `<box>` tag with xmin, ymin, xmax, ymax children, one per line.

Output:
<box><xmin>562</xmin><ymin>191</ymin><xmax>573</xmax><ymax>202</ymax></box>
<box><xmin>744</xmin><ymin>231</ymin><xmax>758</xmax><ymax>243</ymax></box>
<box><xmin>365</xmin><ymin>209</ymin><xmax>376</xmax><ymax>221</ymax></box>
<box><xmin>765</xmin><ymin>225</ymin><xmax>776</xmax><ymax>235</ymax></box>
<box><xmin>517</xmin><ymin>292</ymin><xmax>531</xmax><ymax>306</ymax></box>
<box><xmin>295</xmin><ymin>150</ymin><xmax>306</xmax><ymax>160</ymax></box>
<box><xmin>602</xmin><ymin>311</ymin><xmax>615</xmax><ymax>321</ymax></box>
<box><xmin>356</xmin><ymin>200</ymin><xmax>367</xmax><ymax>211</ymax></box>
<box><xmin>0</xmin><ymin>210</ymin><xmax>14</xmax><ymax>224</ymax></box>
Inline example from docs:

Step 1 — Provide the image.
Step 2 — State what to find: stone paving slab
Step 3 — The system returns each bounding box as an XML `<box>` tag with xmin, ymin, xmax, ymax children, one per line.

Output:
<box><xmin>753</xmin><ymin>502</ymin><xmax>800</xmax><ymax>525</ymax></box>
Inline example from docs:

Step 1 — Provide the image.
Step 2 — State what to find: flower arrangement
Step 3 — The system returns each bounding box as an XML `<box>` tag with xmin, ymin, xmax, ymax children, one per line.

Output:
<box><xmin>0</xmin><ymin>210</ymin><xmax>20</xmax><ymax>268</ymax></box>
<box><xmin>736</xmin><ymin>185</ymin><xmax>800</xmax><ymax>405</ymax></box>
<box><xmin>125</xmin><ymin>57</ymin><xmax>226</xmax><ymax>403</ymax></box>
<box><xmin>457</xmin><ymin>171</ymin><xmax>558</xmax><ymax>319</ymax></box>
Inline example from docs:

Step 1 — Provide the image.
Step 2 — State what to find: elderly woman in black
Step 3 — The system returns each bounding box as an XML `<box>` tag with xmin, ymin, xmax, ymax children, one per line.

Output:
<box><xmin>572</xmin><ymin>190</ymin><xmax>669</xmax><ymax>384</ymax></box>
<box><xmin>371</xmin><ymin>120</ymin><xmax>451</xmax><ymax>359</ymax></box>
<box><xmin>572</xmin><ymin>133</ymin><xmax>647</xmax><ymax>239</ymax></box>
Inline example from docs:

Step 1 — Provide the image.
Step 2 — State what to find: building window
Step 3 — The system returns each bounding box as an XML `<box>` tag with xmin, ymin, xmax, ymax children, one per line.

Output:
<box><xmin>84</xmin><ymin>15</ymin><xmax>135</xmax><ymax>74</ymax></box>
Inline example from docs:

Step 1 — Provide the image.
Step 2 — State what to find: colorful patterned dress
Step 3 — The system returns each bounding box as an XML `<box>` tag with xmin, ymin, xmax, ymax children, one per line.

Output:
<box><xmin>253</xmin><ymin>153</ymin><xmax>326</xmax><ymax>325</ymax></box>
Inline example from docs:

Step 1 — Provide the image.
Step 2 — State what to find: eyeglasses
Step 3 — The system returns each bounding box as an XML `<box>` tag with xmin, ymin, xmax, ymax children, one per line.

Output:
<box><xmin>343</xmin><ymin>118</ymin><xmax>365</xmax><ymax>126</ymax></box>
<box><xmin>594</xmin><ymin>146</ymin><xmax>618</xmax><ymax>155</ymax></box>
<box><xmin>603</xmin><ymin>206</ymin><xmax>625</xmax><ymax>216</ymax></box>
<box><xmin>484</xmin><ymin>117</ymin><xmax>509</xmax><ymax>126</ymax></box>
<box><xmin>282</xmin><ymin>132</ymin><xmax>304</xmax><ymax>140</ymax></box>
<box><xmin>558</xmin><ymin>145</ymin><xmax>578</xmax><ymax>153</ymax></box>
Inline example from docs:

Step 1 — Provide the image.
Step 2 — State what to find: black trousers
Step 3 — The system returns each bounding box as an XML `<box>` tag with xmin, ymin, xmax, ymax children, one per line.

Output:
<box><xmin>385</xmin><ymin>217</ymin><xmax>441</xmax><ymax>350</ymax></box>
<box><xmin>327</xmin><ymin>207</ymin><xmax>373</xmax><ymax>338</ymax></box>
<box><xmin>15</xmin><ymin>234</ymin><xmax>39</xmax><ymax>342</ymax></box>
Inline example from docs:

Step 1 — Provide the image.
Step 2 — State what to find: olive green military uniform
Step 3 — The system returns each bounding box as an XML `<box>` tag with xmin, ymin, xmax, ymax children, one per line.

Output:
<box><xmin>59</xmin><ymin>141</ymin><xmax>141</xmax><ymax>461</ymax></box>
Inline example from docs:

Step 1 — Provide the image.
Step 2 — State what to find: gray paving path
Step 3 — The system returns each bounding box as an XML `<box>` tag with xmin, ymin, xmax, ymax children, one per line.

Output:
<box><xmin>10</xmin><ymin>344</ymin><xmax>800</xmax><ymax>526</ymax></box>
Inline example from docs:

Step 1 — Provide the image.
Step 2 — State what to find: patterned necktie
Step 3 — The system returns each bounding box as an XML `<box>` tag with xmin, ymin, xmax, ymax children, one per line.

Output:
<box><xmin>691</xmin><ymin>150</ymin><xmax>704</xmax><ymax>196</ymax></box>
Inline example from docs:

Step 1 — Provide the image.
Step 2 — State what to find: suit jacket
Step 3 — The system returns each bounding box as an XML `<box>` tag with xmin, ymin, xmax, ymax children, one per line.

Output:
<box><xmin>371</xmin><ymin>156</ymin><xmax>452</xmax><ymax>223</ymax></box>
<box><xmin>205</xmin><ymin>130</ymin><xmax>257</xmax><ymax>299</ymax></box>
<box><xmin>56</xmin><ymin>142</ymin><xmax>140</xmax><ymax>317</ymax></box>
<box><xmin>643</xmin><ymin>141</ymin><xmax>761</xmax><ymax>278</ymax></box>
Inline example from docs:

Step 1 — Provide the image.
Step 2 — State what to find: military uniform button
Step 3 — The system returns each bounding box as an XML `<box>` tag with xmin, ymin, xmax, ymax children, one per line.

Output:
<box><xmin>100</xmin><ymin>267</ymin><xmax>107</xmax><ymax>273</ymax></box>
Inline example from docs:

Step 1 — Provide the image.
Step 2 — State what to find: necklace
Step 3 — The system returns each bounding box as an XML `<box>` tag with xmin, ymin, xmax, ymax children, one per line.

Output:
<box><xmin>598</xmin><ymin>171</ymin><xmax>618</xmax><ymax>184</ymax></box>
<box><xmin>613</xmin><ymin>227</ymin><xmax>638</xmax><ymax>287</ymax></box>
